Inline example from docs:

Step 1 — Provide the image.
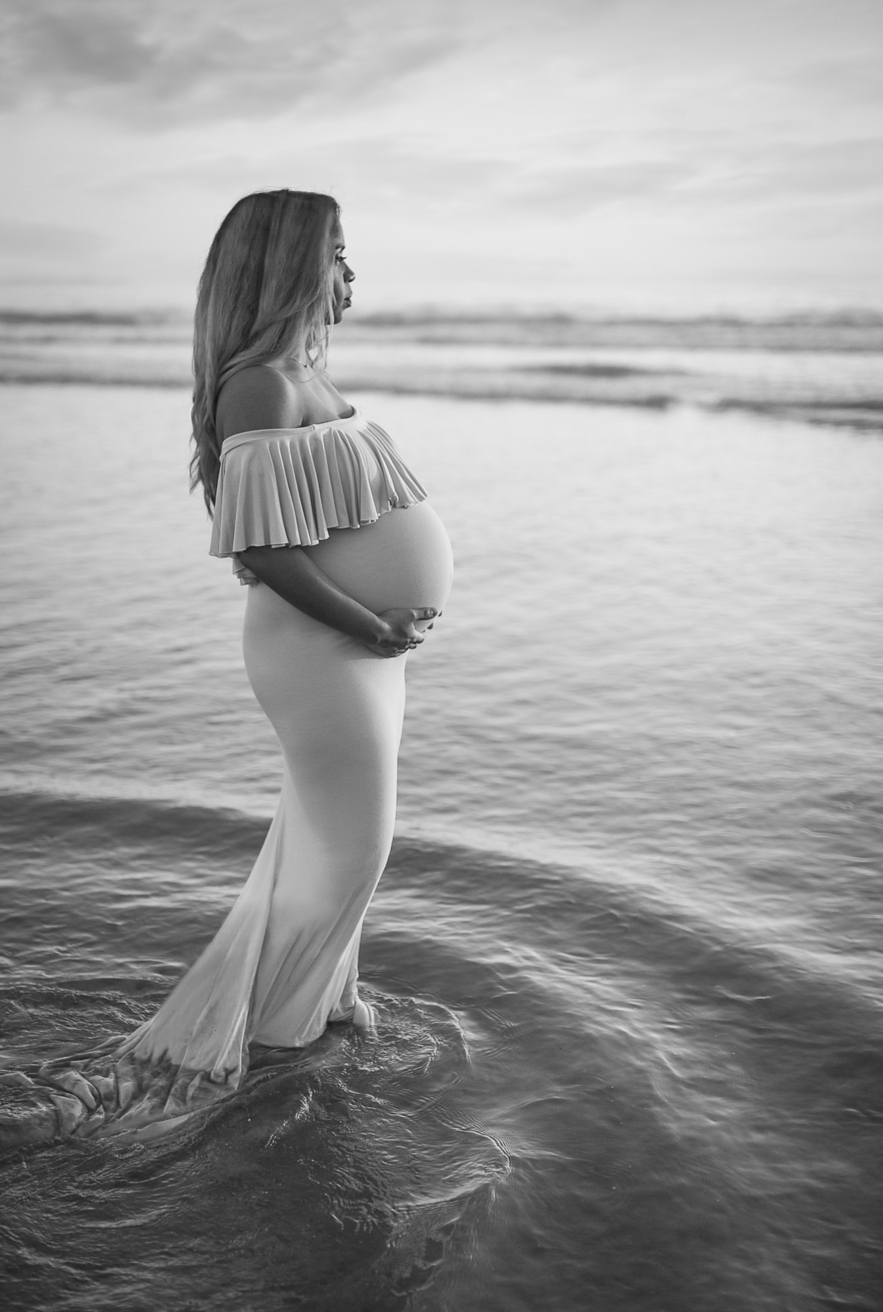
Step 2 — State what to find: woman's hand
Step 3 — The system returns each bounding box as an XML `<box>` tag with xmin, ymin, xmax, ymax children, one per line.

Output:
<box><xmin>237</xmin><ymin>546</ymin><xmax>441</xmax><ymax>657</ymax></box>
<box><xmin>363</xmin><ymin>607</ymin><xmax>438</xmax><ymax>658</ymax></box>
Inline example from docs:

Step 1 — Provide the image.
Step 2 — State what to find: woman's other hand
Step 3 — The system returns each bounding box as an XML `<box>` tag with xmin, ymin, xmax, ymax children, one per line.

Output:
<box><xmin>364</xmin><ymin>608</ymin><xmax>438</xmax><ymax>657</ymax></box>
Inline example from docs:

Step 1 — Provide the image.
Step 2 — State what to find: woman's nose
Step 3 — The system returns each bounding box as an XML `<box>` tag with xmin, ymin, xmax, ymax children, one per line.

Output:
<box><xmin>344</xmin><ymin>263</ymin><xmax>355</xmax><ymax>282</ymax></box>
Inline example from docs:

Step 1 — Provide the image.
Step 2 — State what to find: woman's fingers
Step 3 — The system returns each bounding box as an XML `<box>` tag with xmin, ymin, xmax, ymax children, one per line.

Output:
<box><xmin>368</xmin><ymin>605</ymin><xmax>442</xmax><ymax>657</ymax></box>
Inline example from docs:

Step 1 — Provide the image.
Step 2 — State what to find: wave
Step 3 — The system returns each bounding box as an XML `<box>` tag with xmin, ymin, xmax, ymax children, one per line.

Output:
<box><xmin>0</xmin><ymin>369</ymin><xmax>189</xmax><ymax>388</ymax></box>
<box><xmin>0</xmin><ymin>785</ymin><xmax>269</xmax><ymax>863</ymax></box>
<box><xmin>354</xmin><ymin>307</ymin><xmax>883</xmax><ymax>352</ymax></box>
<box><xmin>1</xmin><ymin>343</ymin><xmax>880</xmax><ymax>430</ymax></box>
<box><xmin>1</xmin><ymin>785</ymin><xmax>878</xmax><ymax>1010</ymax></box>
<box><xmin>3</xmin><ymin>304</ymin><xmax>883</xmax><ymax>338</ymax></box>
<box><xmin>2</xmin><ymin>302</ymin><xmax>882</xmax><ymax>432</ymax></box>
<box><xmin>344</xmin><ymin>373</ymin><xmax>883</xmax><ymax>431</ymax></box>
<box><xmin>1</xmin><ymin>370</ymin><xmax>880</xmax><ymax>431</ymax></box>
<box><xmin>0</xmin><ymin>309</ymin><xmax>186</xmax><ymax>328</ymax></box>
<box><xmin>2</xmin><ymin>785</ymin><xmax>882</xmax><ymax>1309</ymax></box>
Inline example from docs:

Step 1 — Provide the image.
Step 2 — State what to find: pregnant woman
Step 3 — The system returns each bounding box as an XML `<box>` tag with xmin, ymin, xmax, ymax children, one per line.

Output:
<box><xmin>23</xmin><ymin>189</ymin><xmax>453</xmax><ymax>1137</ymax></box>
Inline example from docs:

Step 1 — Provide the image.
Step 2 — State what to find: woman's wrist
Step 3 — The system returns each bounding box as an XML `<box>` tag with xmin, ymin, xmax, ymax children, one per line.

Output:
<box><xmin>360</xmin><ymin>613</ymin><xmax>390</xmax><ymax>643</ymax></box>
<box><xmin>240</xmin><ymin>545</ymin><xmax>391</xmax><ymax>644</ymax></box>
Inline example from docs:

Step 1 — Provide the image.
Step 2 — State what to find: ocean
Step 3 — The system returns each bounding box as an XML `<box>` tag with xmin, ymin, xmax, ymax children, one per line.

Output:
<box><xmin>1</xmin><ymin>310</ymin><xmax>882</xmax><ymax>1310</ymax></box>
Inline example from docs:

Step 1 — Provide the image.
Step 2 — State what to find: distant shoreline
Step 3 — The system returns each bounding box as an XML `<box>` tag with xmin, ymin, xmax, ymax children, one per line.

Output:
<box><xmin>2</xmin><ymin>306</ymin><xmax>883</xmax><ymax>352</ymax></box>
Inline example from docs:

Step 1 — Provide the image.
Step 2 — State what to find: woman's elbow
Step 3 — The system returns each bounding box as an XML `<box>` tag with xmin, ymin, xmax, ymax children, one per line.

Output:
<box><xmin>238</xmin><ymin>544</ymin><xmax>304</xmax><ymax>580</ymax></box>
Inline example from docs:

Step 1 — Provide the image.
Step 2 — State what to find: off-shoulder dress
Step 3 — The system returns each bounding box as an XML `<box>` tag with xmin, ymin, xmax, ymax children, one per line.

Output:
<box><xmin>107</xmin><ymin>411</ymin><xmax>453</xmax><ymax>1113</ymax></box>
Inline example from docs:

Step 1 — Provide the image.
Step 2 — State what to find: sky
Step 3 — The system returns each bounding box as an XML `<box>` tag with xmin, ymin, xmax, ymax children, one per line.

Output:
<box><xmin>1</xmin><ymin>0</ymin><xmax>882</xmax><ymax>314</ymax></box>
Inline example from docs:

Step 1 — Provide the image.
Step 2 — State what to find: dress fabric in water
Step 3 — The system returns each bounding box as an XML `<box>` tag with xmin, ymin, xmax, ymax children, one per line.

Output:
<box><xmin>26</xmin><ymin>414</ymin><xmax>453</xmax><ymax>1135</ymax></box>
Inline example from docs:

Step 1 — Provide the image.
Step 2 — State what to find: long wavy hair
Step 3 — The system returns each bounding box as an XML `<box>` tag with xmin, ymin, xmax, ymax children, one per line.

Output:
<box><xmin>190</xmin><ymin>189</ymin><xmax>340</xmax><ymax>513</ymax></box>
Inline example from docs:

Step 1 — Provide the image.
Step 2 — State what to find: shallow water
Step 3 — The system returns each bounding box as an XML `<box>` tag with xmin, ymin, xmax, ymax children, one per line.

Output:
<box><xmin>1</xmin><ymin>383</ymin><xmax>882</xmax><ymax>1309</ymax></box>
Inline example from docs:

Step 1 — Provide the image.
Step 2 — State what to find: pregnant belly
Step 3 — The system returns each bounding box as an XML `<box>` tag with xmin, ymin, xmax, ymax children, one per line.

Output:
<box><xmin>303</xmin><ymin>501</ymin><xmax>453</xmax><ymax>616</ymax></box>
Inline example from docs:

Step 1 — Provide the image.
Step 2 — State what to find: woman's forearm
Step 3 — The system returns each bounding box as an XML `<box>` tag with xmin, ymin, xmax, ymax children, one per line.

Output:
<box><xmin>238</xmin><ymin>545</ymin><xmax>387</xmax><ymax>642</ymax></box>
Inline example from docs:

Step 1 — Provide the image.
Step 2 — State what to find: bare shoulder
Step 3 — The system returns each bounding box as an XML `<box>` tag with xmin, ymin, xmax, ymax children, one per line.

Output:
<box><xmin>216</xmin><ymin>365</ymin><xmax>304</xmax><ymax>440</ymax></box>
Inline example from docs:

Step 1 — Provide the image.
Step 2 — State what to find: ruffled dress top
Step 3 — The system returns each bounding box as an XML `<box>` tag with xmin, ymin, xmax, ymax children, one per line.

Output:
<box><xmin>209</xmin><ymin>411</ymin><xmax>428</xmax><ymax>584</ymax></box>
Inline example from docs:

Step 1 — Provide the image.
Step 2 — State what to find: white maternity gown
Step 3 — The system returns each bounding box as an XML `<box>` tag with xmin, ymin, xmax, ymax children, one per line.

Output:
<box><xmin>106</xmin><ymin>411</ymin><xmax>453</xmax><ymax>1118</ymax></box>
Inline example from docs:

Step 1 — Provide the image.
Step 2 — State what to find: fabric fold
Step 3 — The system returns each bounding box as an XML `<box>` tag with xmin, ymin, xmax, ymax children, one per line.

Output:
<box><xmin>209</xmin><ymin>412</ymin><xmax>428</xmax><ymax>584</ymax></box>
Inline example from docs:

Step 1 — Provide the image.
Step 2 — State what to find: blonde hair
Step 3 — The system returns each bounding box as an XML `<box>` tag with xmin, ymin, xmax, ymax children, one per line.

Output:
<box><xmin>190</xmin><ymin>189</ymin><xmax>340</xmax><ymax>512</ymax></box>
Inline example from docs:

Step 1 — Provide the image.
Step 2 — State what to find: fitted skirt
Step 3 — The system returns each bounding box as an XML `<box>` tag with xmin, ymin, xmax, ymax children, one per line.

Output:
<box><xmin>114</xmin><ymin>502</ymin><xmax>453</xmax><ymax>1094</ymax></box>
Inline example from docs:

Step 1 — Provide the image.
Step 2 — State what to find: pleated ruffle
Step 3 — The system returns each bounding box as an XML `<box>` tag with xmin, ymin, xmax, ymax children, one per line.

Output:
<box><xmin>209</xmin><ymin>412</ymin><xmax>427</xmax><ymax>584</ymax></box>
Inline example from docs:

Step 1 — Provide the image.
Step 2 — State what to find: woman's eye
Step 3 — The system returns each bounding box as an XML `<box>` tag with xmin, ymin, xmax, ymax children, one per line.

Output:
<box><xmin>335</xmin><ymin>251</ymin><xmax>346</xmax><ymax>262</ymax></box>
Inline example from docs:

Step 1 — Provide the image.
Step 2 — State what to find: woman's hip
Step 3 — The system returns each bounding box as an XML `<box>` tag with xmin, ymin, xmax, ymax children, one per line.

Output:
<box><xmin>242</xmin><ymin>581</ymin><xmax>407</xmax><ymax>753</ymax></box>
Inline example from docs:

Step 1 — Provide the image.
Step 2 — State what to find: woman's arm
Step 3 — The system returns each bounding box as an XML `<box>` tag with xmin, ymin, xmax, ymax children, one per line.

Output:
<box><xmin>238</xmin><ymin>545</ymin><xmax>436</xmax><ymax>657</ymax></box>
<box><xmin>220</xmin><ymin>369</ymin><xmax>434</xmax><ymax>655</ymax></box>
<box><xmin>217</xmin><ymin>365</ymin><xmax>301</xmax><ymax>437</ymax></box>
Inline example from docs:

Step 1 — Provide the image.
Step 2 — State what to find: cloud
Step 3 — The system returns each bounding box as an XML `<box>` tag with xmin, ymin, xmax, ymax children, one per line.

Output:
<box><xmin>755</xmin><ymin>138</ymin><xmax>883</xmax><ymax>200</ymax></box>
<box><xmin>0</xmin><ymin>218</ymin><xmax>107</xmax><ymax>258</ymax></box>
<box><xmin>103</xmin><ymin>136</ymin><xmax>516</xmax><ymax>222</ymax></box>
<box><xmin>787</xmin><ymin>54</ymin><xmax>883</xmax><ymax>110</ymax></box>
<box><xmin>0</xmin><ymin>0</ymin><xmax>465</xmax><ymax>123</ymax></box>
<box><xmin>1</xmin><ymin>0</ymin><xmax>881</xmax><ymax>305</ymax></box>
<box><xmin>503</xmin><ymin>160</ymin><xmax>697</xmax><ymax>215</ymax></box>
<box><xmin>679</xmin><ymin>136</ymin><xmax>883</xmax><ymax>207</ymax></box>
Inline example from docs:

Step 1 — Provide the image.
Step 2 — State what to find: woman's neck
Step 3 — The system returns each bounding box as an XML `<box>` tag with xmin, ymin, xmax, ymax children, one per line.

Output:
<box><xmin>270</xmin><ymin>355</ymin><xmax>321</xmax><ymax>382</ymax></box>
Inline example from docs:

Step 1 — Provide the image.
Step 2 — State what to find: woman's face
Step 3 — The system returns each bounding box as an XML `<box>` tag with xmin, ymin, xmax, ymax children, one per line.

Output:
<box><xmin>330</xmin><ymin>219</ymin><xmax>354</xmax><ymax>324</ymax></box>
